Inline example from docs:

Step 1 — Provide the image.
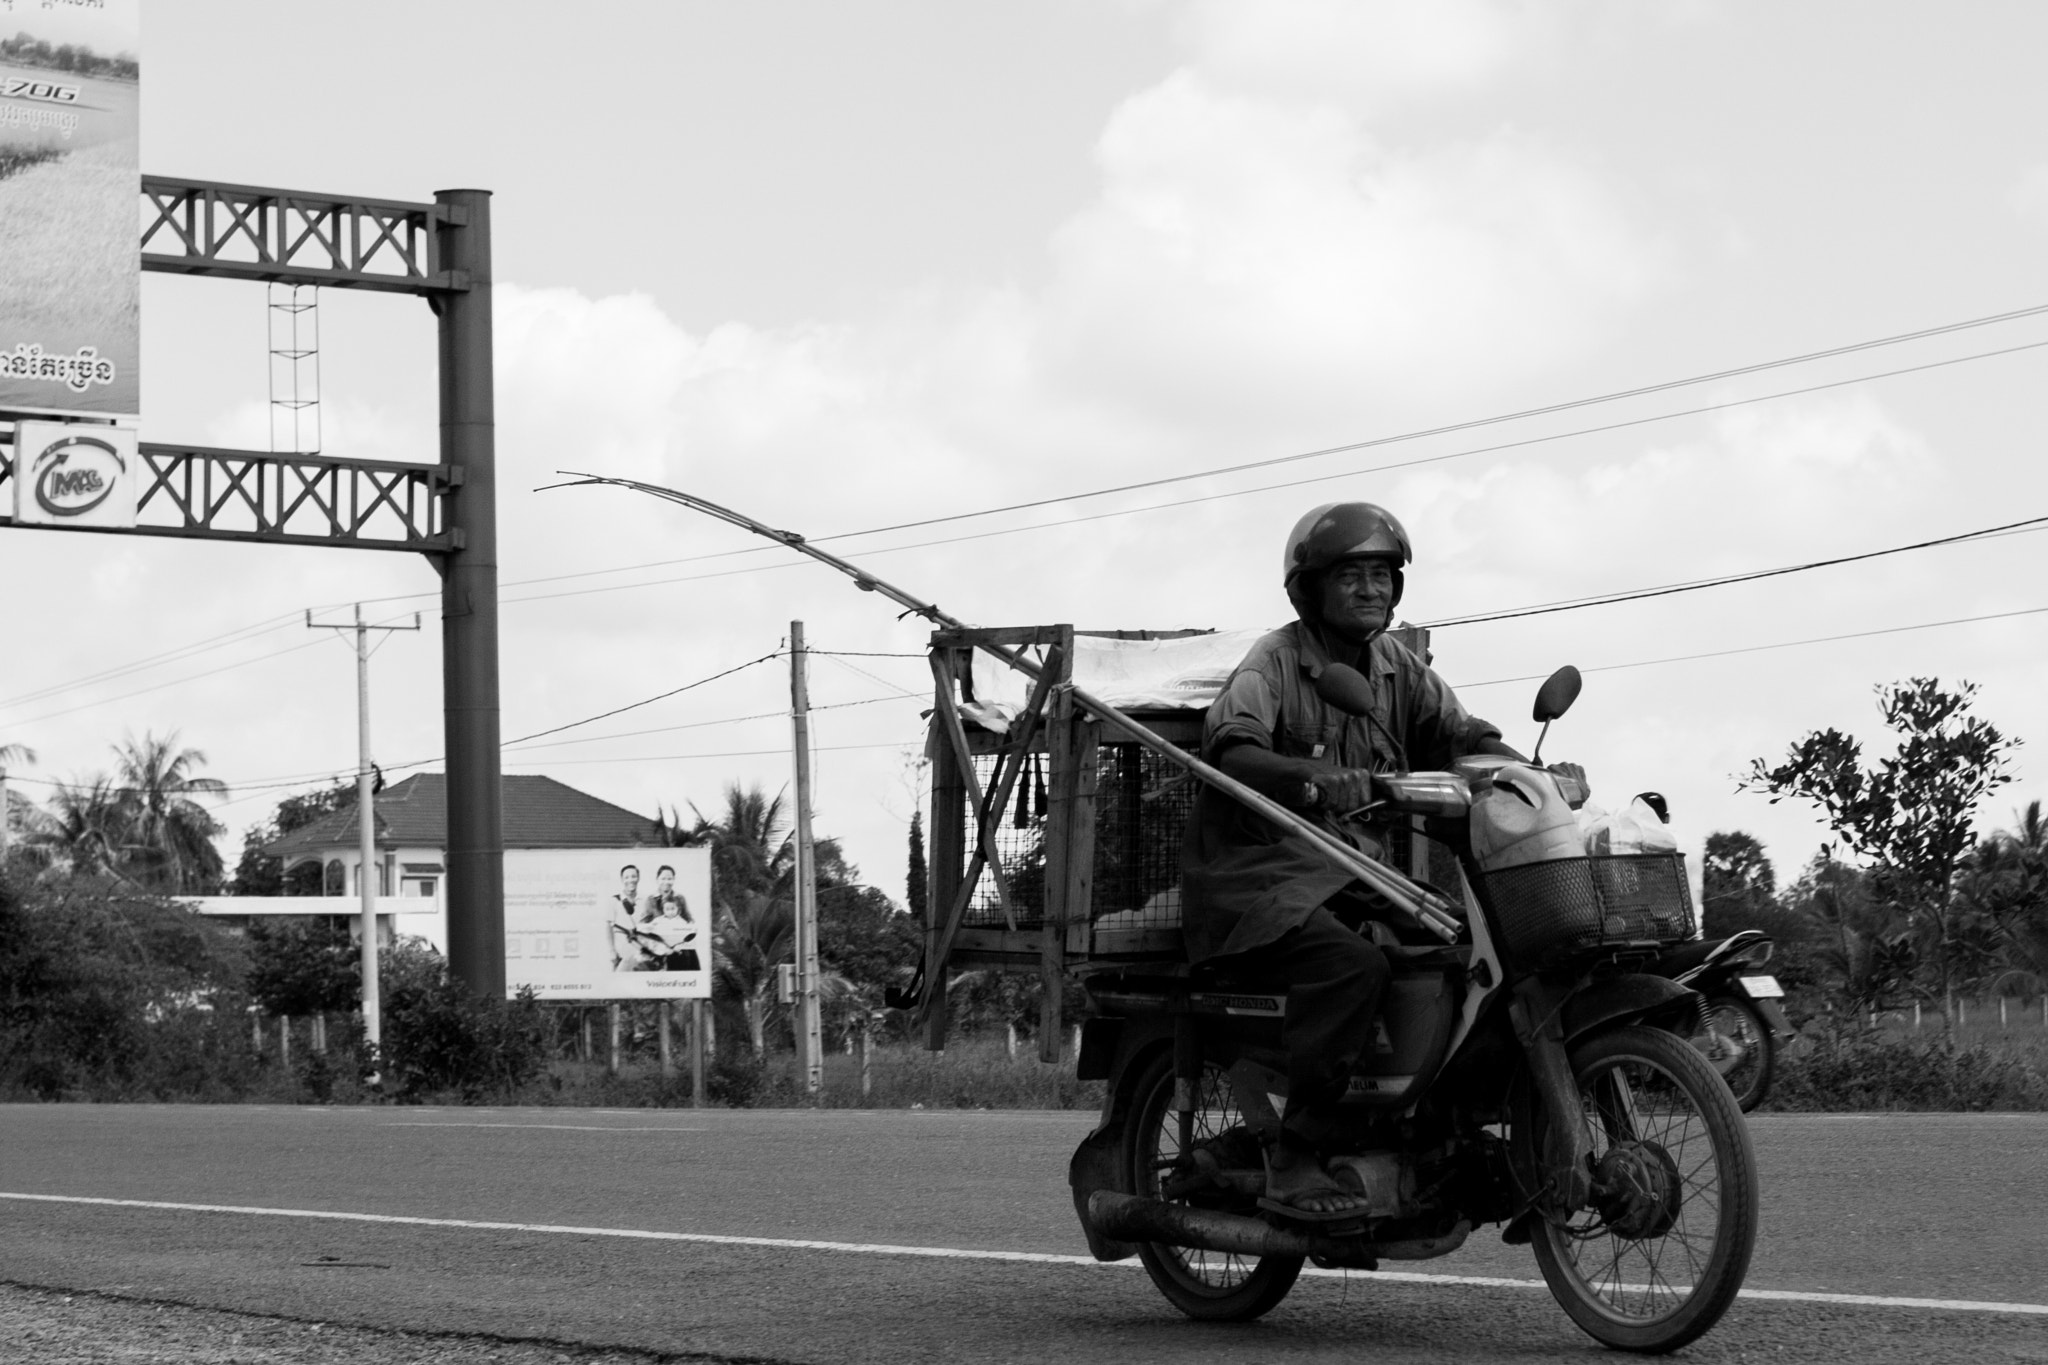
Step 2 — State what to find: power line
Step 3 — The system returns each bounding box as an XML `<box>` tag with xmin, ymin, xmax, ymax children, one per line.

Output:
<box><xmin>1417</xmin><ymin>513</ymin><xmax>2048</xmax><ymax>629</ymax></box>
<box><xmin>522</xmin><ymin>300</ymin><xmax>2048</xmax><ymax>591</ymax></box>
<box><xmin>505</xmin><ymin>337</ymin><xmax>2048</xmax><ymax>610</ymax></box>
<box><xmin>0</xmin><ymin>612</ymin><xmax>301</xmax><ymax>711</ymax></box>
<box><xmin>11</xmin><ymin>317</ymin><xmax>2042</xmax><ymax>737</ymax></box>
<box><xmin>500</xmin><ymin>692</ymin><xmax>920</xmax><ymax>755</ymax></box>
<box><xmin>504</xmin><ymin>740</ymin><xmax>910</xmax><ymax>769</ymax></box>
<box><xmin>1451</xmin><ymin>603</ymin><xmax>2048</xmax><ymax>691</ymax></box>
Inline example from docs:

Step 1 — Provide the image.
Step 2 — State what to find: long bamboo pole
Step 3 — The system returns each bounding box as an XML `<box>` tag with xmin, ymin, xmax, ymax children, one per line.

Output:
<box><xmin>549</xmin><ymin>476</ymin><xmax>1465</xmax><ymax>947</ymax></box>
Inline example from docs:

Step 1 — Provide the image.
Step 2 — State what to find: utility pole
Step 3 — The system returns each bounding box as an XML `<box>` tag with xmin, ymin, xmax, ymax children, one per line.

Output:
<box><xmin>307</xmin><ymin>605</ymin><xmax>422</xmax><ymax>1063</ymax></box>
<box><xmin>789</xmin><ymin>621</ymin><xmax>823</xmax><ymax>1098</ymax></box>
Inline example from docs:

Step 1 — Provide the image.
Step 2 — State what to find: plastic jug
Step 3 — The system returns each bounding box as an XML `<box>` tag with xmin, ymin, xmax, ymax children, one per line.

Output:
<box><xmin>1470</xmin><ymin>763</ymin><xmax>1584</xmax><ymax>872</ymax></box>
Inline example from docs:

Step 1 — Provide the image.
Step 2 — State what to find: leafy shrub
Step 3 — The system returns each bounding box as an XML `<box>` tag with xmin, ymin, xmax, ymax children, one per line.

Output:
<box><xmin>377</xmin><ymin>940</ymin><xmax>548</xmax><ymax>1101</ymax></box>
<box><xmin>1766</xmin><ymin>1023</ymin><xmax>2048</xmax><ymax>1111</ymax></box>
<box><xmin>0</xmin><ymin>868</ymin><xmax>254</xmax><ymax>1100</ymax></box>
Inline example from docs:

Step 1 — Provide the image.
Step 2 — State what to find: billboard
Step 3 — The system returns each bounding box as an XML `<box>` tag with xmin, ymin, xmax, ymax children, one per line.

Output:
<box><xmin>0</xmin><ymin>0</ymin><xmax>140</xmax><ymax>420</ymax></box>
<box><xmin>11</xmin><ymin>418</ymin><xmax>136</xmax><ymax>526</ymax></box>
<box><xmin>504</xmin><ymin>847</ymin><xmax>711</xmax><ymax>1000</ymax></box>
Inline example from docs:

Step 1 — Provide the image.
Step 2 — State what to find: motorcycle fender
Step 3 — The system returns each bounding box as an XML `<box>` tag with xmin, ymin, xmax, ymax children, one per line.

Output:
<box><xmin>1077</xmin><ymin>1018</ymin><xmax>1122</xmax><ymax>1081</ymax></box>
<box><xmin>1564</xmin><ymin>974</ymin><xmax>1701</xmax><ymax>1044</ymax></box>
<box><xmin>1753</xmin><ymin>995</ymin><xmax>1795</xmax><ymax>1040</ymax></box>
<box><xmin>1068</xmin><ymin>1124</ymin><xmax>1138</xmax><ymax>1263</ymax></box>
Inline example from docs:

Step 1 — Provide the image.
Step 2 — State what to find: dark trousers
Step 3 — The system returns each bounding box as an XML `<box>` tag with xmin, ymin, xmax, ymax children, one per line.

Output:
<box><xmin>1211</xmin><ymin>905</ymin><xmax>1390</xmax><ymax>1148</ymax></box>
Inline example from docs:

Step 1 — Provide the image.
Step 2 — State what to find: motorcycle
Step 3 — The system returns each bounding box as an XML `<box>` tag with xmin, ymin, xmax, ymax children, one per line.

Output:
<box><xmin>1067</xmin><ymin>664</ymin><xmax>1758</xmax><ymax>1354</ymax></box>
<box><xmin>1660</xmin><ymin>929</ymin><xmax>1791</xmax><ymax>1112</ymax></box>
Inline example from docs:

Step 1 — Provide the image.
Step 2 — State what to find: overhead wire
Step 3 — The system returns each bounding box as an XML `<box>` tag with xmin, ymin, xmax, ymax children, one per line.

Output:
<box><xmin>1450</xmin><ymin>603</ymin><xmax>2048</xmax><ymax>691</ymax></box>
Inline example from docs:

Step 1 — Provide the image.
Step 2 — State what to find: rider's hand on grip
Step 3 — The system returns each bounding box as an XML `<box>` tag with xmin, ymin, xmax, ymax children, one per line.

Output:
<box><xmin>1306</xmin><ymin>768</ymin><xmax>1376</xmax><ymax>816</ymax></box>
<box><xmin>1547</xmin><ymin>760</ymin><xmax>1589</xmax><ymax>808</ymax></box>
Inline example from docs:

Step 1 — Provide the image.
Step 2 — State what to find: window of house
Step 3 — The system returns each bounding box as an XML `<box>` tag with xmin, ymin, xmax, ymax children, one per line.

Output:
<box><xmin>324</xmin><ymin>859</ymin><xmax>345</xmax><ymax>895</ymax></box>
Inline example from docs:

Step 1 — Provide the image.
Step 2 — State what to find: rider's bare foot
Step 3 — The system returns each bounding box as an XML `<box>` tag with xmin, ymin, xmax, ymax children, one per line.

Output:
<box><xmin>1263</xmin><ymin>1140</ymin><xmax>1371</xmax><ymax>1217</ymax></box>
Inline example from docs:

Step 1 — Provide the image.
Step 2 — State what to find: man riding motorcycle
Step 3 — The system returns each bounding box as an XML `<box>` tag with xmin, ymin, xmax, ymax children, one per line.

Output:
<box><xmin>1180</xmin><ymin>502</ymin><xmax>1525</xmax><ymax>1219</ymax></box>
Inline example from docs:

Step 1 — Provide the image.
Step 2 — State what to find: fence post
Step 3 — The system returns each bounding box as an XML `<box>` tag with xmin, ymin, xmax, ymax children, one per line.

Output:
<box><xmin>658</xmin><ymin>1000</ymin><xmax>675</xmax><ymax>1078</ymax></box>
<box><xmin>1913</xmin><ymin>1001</ymin><xmax>1921</xmax><ymax>1030</ymax></box>
<box><xmin>607</xmin><ymin>1003</ymin><xmax>621</xmax><ymax>1075</ymax></box>
<box><xmin>2000</xmin><ymin>996</ymin><xmax>2008</xmax><ymax>1030</ymax></box>
<box><xmin>859</xmin><ymin>1021</ymin><xmax>872</xmax><ymax>1100</ymax></box>
<box><xmin>280</xmin><ymin>1015</ymin><xmax>292</xmax><ymax>1068</ymax></box>
<box><xmin>690</xmin><ymin>999</ymin><xmax>707</xmax><ymax>1107</ymax></box>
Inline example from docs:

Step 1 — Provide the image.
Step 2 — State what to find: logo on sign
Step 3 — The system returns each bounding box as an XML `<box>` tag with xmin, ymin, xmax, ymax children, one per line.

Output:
<box><xmin>30</xmin><ymin>435</ymin><xmax>126</xmax><ymax>518</ymax></box>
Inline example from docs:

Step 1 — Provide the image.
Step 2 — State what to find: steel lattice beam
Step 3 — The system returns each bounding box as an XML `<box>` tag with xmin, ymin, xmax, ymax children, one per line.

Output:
<box><xmin>140</xmin><ymin>176</ymin><xmax>470</xmax><ymax>295</ymax></box>
<box><xmin>0</xmin><ymin>439</ymin><xmax>455</xmax><ymax>552</ymax></box>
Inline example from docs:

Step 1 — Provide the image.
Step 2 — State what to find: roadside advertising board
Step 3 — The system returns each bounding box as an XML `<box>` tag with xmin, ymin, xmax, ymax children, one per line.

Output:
<box><xmin>0</xmin><ymin>0</ymin><xmax>141</xmax><ymax>420</ymax></box>
<box><xmin>504</xmin><ymin>847</ymin><xmax>712</xmax><ymax>1000</ymax></box>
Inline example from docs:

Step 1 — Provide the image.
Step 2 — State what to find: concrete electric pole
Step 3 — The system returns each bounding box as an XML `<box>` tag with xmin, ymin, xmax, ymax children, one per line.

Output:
<box><xmin>307</xmin><ymin>605</ymin><xmax>421</xmax><ymax>1062</ymax></box>
<box><xmin>789</xmin><ymin>621</ymin><xmax>823</xmax><ymax>1098</ymax></box>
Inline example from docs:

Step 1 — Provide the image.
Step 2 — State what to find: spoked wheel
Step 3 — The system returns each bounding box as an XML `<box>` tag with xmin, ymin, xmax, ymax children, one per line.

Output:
<box><xmin>1530</xmin><ymin>1026</ymin><xmax>1758</xmax><ymax>1353</ymax></box>
<box><xmin>1121</xmin><ymin>1051</ymin><xmax>1303</xmax><ymax>1322</ymax></box>
<box><xmin>1692</xmin><ymin>996</ymin><xmax>1774</xmax><ymax>1112</ymax></box>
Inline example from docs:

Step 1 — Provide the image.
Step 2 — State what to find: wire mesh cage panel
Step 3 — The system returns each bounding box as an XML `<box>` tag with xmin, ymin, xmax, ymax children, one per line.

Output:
<box><xmin>957</xmin><ymin>735</ymin><xmax>1198</xmax><ymax>949</ymax></box>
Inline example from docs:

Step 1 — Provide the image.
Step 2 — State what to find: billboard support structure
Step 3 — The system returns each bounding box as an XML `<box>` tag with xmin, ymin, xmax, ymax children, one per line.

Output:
<box><xmin>0</xmin><ymin>177</ymin><xmax>504</xmax><ymax>998</ymax></box>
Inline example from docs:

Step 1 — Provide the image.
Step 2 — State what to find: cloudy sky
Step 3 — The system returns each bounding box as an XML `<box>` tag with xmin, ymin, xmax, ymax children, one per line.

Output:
<box><xmin>5</xmin><ymin>0</ymin><xmax>2046</xmax><ymax>906</ymax></box>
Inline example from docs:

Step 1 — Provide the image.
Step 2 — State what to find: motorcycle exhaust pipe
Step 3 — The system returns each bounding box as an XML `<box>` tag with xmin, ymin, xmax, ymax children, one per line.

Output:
<box><xmin>1088</xmin><ymin>1192</ymin><xmax>1476</xmax><ymax>1262</ymax></box>
<box><xmin>1088</xmin><ymin>1191</ymin><xmax>1325</xmax><ymax>1257</ymax></box>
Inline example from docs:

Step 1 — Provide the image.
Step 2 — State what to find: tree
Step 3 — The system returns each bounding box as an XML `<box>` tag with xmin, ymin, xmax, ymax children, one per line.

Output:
<box><xmin>713</xmin><ymin>889</ymin><xmax>794</xmax><ymax>1054</ymax></box>
<box><xmin>231</xmin><ymin>781</ymin><xmax>355</xmax><ymax>896</ymax></box>
<box><xmin>35</xmin><ymin>776</ymin><xmax>132</xmax><ymax>881</ymax></box>
<box><xmin>1743</xmin><ymin>678</ymin><xmax>2019</xmax><ymax>1025</ymax></box>
<box><xmin>245</xmin><ymin>919</ymin><xmax>360</xmax><ymax>1018</ymax></box>
<box><xmin>1700</xmin><ymin>831</ymin><xmax>1778</xmax><ymax>936</ymax></box>
<box><xmin>1956</xmin><ymin>799</ymin><xmax>2048</xmax><ymax>993</ymax></box>
<box><xmin>113</xmin><ymin>732</ymin><xmax>228</xmax><ymax>894</ymax></box>
<box><xmin>1782</xmin><ymin>855</ymin><xmax>1912</xmax><ymax>1012</ymax></box>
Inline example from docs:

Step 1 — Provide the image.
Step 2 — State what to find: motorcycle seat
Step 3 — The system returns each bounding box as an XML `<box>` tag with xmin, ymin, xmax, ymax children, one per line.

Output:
<box><xmin>1656</xmin><ymin>938</ymin><xmax>1721</xmax><ymax>975</ymax></box>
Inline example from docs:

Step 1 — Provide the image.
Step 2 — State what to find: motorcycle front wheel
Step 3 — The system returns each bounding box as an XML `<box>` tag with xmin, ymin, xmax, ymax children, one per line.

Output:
<box><xmin>1530</xmin><ymin>1025</ymin><xmax>1759</xmax><ymax>1354</ymax></box>
<box><xmin>1696</xmin><ymin>995</ymin><xmax>1774</xmax><ymax>1112</ymax></box>
<box><xmin>1122</xmin><ymin>1051</ymin><xmax>1304</xmax><ymax>1322</ymax></box>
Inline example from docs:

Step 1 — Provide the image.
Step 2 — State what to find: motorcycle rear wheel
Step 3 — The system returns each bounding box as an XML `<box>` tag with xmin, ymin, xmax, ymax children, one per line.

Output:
<box><xmin>1696</xmin><ymin>995</ymin><xmax>1773</xmax><ymax>1112</ymax></box>
<box><xmin>1530</xmin><ymin>1025</ymin><xmax>1758</xmax><ymax>1354</ymax></box>
<box><xmin>1122</xmin><ymin>1051</ymin><xmax>1304</xmax><ymax>1322</ymax></box>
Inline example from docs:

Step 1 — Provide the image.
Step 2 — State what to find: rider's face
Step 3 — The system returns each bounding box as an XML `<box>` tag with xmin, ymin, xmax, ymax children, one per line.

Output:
<box><xmin>1318</xmin><ymin>559</ymin><xmax>1395</xmax><ymax>644</ymax></box>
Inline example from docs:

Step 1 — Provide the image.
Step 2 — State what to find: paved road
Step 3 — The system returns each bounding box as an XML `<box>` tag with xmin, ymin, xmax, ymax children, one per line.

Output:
<box><xmin>2</xmin><ymin>1106</ymin><xmax>2044</xmax><ymax>1362</ymax></box>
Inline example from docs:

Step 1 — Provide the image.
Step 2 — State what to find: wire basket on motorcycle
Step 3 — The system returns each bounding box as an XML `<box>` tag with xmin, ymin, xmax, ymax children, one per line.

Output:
<box><xmin>1481</xmin><ymin>852</ymin><xmax>1696</xmax><ymax>974</ymax></box>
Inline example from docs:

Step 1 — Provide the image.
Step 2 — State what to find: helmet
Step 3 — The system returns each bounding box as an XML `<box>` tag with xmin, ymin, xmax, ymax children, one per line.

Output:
<box><xmin>1282</xmin><ymin>502</ymin><xmax>1411</xmax><ymax>615</ymax></box>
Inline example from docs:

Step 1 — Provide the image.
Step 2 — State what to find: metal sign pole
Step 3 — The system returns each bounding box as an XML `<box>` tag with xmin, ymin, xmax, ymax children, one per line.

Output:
<box><xmin>434</xmin><ymin>187</ymin><xmax>505</xmax><ymax>999</ymax></box>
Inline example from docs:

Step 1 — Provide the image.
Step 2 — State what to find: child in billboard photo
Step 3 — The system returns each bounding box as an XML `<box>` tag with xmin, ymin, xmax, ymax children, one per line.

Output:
<box><xmin>636</xmin><ymin>864</ymin><xmax>700</xmax><ymax>972</ymax></box>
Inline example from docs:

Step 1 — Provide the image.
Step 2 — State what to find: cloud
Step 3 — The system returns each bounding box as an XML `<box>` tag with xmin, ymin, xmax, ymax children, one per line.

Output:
<box><xmin>2008</xmin><ymin>162</ymin><xmax>2048</xmax><ymax>223</ymax></box>
<box><xmin>1176</xmin><ymin>0</ymin><xmax>1541</xmax><ymax>112</ymax></box>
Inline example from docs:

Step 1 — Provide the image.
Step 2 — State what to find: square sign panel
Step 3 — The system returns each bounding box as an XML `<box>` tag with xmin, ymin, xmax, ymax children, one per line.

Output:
<box><xmin>12</xmin><ymin>420</ymin><xmax>138</xmax><ymax>527</ymax></box>
<box><xmin>504</xmin><ymin>847</ymin><xmax>711</xmax><ymax>1000</ymax></box>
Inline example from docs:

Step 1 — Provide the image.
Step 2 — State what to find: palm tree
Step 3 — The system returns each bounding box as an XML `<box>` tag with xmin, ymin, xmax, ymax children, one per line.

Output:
<box><xmin>714</xmin><ymin>889</ymin><xmax>795</xmax><ymax>1054</ymax></box>
<box><xmin>0</xmin><ymin>740</ymin><xmax>33</xmax><ymax>852</ymax></box>
<box><xmin>113</xmin><ymin>731</ymin><xmax>228</xmax><ymax>893</ymax></box>
<box><xmin>35</xmin><ymin>775</ymin><xmax>131</xmax><ymax>880</ymax></box>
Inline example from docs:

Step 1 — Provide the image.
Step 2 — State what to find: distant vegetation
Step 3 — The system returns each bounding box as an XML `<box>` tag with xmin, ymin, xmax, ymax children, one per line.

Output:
<box><xmin>0</xmin><ymin>33</ymin><xmax>138</xmax><ymax>81</ymax></box>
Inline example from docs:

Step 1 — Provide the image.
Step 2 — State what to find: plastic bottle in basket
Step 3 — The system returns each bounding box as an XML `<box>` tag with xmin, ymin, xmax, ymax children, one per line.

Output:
<box><xmin>1469</xmin><ymin>764</ymin><xmax>1584</xmax><ymax>873</ymax></box>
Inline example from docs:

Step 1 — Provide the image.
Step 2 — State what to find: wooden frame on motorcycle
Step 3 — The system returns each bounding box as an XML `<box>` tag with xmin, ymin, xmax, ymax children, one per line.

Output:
<box><xmin>919</xmin><ymin>622</ymin><xmax>1467</xmax><ymax>1058</ymax></box>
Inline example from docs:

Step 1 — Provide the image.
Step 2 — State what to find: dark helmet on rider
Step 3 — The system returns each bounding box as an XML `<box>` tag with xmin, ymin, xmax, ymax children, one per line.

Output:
<box><xmin>1282</xmin><ymin>502</ymin><xmax>1411</xmax><ymax>619</ymax></box>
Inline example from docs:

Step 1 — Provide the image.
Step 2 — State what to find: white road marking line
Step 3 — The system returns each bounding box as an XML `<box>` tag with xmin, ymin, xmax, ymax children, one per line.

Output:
<box><xmin>7</xmin><ymin>1192</ymin><xmax>2045</xmax><ymax>1318</ymax></box>
<box><xmin>382</xmin><ymin>1122</ymin><xmax>708</xmax><ymax>1133</ymax></box>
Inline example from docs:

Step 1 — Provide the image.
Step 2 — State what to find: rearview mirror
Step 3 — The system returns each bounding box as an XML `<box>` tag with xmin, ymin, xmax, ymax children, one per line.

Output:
<box><xmin>1532</xmin><ymin>666</ymin><xmax>1582</xmax><ymax>724</ymax></box>
<box><xmin>1313</xmin><ymin>662</ymin><xmax>1375</xmax><ymax>717</ymax></box>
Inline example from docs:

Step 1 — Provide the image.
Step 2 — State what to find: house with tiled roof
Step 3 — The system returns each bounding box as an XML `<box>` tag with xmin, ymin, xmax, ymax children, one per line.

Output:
<box><xmin>192</xmin><ymin>774</ymin><xmax>665</xmax><ymax>951</ymax></box>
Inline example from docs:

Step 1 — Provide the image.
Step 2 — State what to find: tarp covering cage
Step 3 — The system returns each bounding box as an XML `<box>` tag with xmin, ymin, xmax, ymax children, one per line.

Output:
<box><xmin>920</xmin><ymin>623</ymin><xmax>1440</xmax><ymax>1057</ymax></box>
